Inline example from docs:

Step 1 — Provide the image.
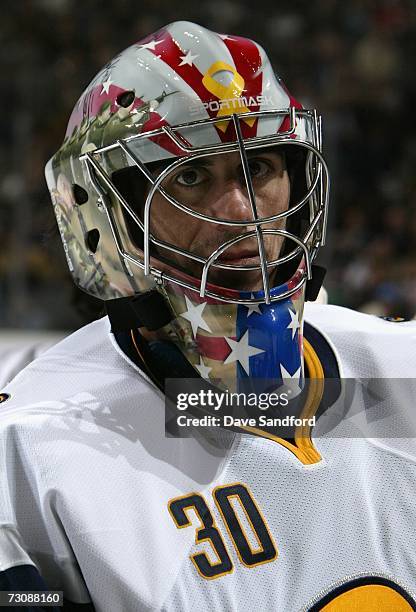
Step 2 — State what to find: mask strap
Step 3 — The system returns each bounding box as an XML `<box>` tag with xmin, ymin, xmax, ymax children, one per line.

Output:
<box><xmin>305</xmin><ymin>265</ymin><xmax>326</xmax><ymax>302</ymax></box>
<box><xmin>106</xmin><ymin>290</ymin><xmax>174</xmax><ymax>332</ymax></box>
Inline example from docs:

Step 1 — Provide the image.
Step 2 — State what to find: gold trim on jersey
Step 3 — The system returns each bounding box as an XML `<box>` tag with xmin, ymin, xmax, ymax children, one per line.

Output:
<box><xmin>318</xmin><ymin>583</ymin><xmax>413</xmax><ymax>611</ymax></box>
<box><xmin>131</xmin><ymin>329</ymin><xmax>161</xmax><ymax>388</ymax></box>
<box><xmin>212</xmin><ymin>482</ymin><xmax>278</xmax><ymax>569</ymax></box>
<box><xmin>131</xmin><ymin>328</ymin><xmax>324</xmax><ymax>464</ymax></box>
<box><xmin>240</xmin><ymin>338</ymin><xmax>324</xmax><ymax>465</ymax></box>
<box><xmin>167</xmin><ymin>491</ymin><xmax>234</xmax><ymax>580</ymax></box>
<box><xmin>168</xmin><ymin>484</ymin><xmax>277</xmax><ymax>579</ymax></box>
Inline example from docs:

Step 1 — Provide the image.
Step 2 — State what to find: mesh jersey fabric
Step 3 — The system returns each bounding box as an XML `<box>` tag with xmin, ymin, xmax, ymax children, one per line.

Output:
<box><xmin>0</xmin><ymin>305</ymin><xmax>415</xmax><ymax>611</ymax></box>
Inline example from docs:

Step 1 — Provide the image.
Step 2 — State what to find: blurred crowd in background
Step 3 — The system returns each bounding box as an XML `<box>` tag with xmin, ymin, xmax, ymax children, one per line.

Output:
<box><xmin>1</xmin><ymin>0</ymin><xmax>416</xmax><ymax>330</ymax></box>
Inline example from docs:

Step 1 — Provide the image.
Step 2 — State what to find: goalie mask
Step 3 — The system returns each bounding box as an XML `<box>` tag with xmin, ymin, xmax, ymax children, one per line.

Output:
<box><xmin>45</xmin><ymin>21</ymin><xmax>329</xmax><ymax>392</ymax></box>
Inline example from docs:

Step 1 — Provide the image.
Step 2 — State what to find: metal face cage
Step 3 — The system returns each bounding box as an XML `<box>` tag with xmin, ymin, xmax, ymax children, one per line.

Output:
<box><xmin>80</xmin><ymin>108</ymin><xmax>329</xmax><ymax>305</ymax></box>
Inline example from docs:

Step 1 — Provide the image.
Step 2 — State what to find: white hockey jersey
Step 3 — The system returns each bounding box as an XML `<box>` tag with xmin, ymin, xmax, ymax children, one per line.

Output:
<box><xmin>1</xmin><ymin>304</ymin><xmax>416</xmax><ymax>611</ymax></box>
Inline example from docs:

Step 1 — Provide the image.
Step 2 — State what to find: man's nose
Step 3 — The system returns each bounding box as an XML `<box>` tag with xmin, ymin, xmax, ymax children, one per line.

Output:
<box><xmin>210</xmin><ymin>182</ymin><xmax>254</xmax><ymax>222</ymax></box>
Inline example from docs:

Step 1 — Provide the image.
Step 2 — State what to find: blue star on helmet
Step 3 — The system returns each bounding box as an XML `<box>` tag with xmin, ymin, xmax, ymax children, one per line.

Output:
<box><xmin>280</xmin><ymin>363</ymin><xmax>302</xmax><ymax>398</ymax></box>
<box><xmin>224</xmin><ymin>330</ymin><xmax>265</xmax><ymax>375</ymax></box>
<box><xmin>286</xmin><ymin>308</ymin><xmax>300</xmax><ymax>339</ymax></box>
<box><xmin>245</xmin><ymin>293</ymin><xmax>262</xmax><ymax>317</ymax></box>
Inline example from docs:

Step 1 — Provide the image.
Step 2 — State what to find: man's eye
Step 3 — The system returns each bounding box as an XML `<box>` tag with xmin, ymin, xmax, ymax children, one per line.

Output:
<box><xmin>175</xmin><ymin>168</ymin><xmax>204</xmax><ymax>186</ymax></box>
<box><xmin>247</xmin><ymin>159</ymin><xmax>270</xmax><ymax>178</ymax></box>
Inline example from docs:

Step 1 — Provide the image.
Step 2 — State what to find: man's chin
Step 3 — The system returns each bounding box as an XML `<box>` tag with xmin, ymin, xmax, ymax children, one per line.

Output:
<box><xmin>206</xmin><ymin>270</ymin><xmax>267</xmax><ymax>293</ymax></box>
<box><xmin>153</xmin><ymin>256</ymin><xmax>278</xmax><ymax>294</ymax></box>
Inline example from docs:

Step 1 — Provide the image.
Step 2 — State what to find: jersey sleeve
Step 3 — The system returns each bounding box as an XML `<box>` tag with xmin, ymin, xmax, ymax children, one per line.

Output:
<box><xmin>0</xmin><ymin>416</ymin><xmax>93</xmax><ymax>609</ymax></box>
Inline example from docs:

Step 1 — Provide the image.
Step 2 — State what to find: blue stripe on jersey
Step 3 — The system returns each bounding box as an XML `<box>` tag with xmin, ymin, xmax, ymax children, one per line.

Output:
<box><xmin>303</xmin><ymin>321</ymin><xmax>340</xmax><ymax>379</ymax></box>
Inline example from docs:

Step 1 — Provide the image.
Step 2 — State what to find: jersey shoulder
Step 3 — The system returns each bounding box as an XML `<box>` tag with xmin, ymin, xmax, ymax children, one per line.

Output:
<box><xmin>304</xmin><ymin>302</ymin><xmax>416</xmax><ymax>331</ymax></box>
<box><xmin>304</xmin><ymin>303</ymin><xmax>416</xmax><ymax>377</ymax></box>
<box><xmin>0</xmin><ymin>317</ymin><xmax>156</xmax><ymax>422</ymax></box>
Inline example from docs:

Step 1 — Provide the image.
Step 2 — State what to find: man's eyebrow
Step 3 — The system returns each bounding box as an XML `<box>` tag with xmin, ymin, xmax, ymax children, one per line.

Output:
<box><xmin>246</xmin><ymin>146</ymin><xmax>285</xmax><ymax>158</ymax></box>
<box><xmin>148</xmin><ymin>157</ymin><xmax>215</xmax><ymax>176</ymax></box>
<box><xmin>148</xmin><ymin>147</ymin><xmax>285</xmax><ymax>176</ymax></box>
<box><xmin>177</xmin><ymin>157</ymin><xmax>215</xmax><ymax>168</ymax></box>
<box><xmin>172</xmin><ymin>149</ymin><xmax>283</xmax><ymax>168</ymax></box>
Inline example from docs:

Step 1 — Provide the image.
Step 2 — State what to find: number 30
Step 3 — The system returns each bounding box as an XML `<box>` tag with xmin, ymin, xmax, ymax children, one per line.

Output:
<box><xmin>168</xmin><ymin>483</ymin><xmax>277</xmax><ymax>579</ymax></box>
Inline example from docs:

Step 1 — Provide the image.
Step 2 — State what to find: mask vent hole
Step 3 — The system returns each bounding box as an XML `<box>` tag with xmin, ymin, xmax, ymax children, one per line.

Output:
<box><xmin>86</xmin><ymin>229</ymin><xmax>100</xmax><ymax>253</ymax></box>
<box><xmin>116</xmin><ymin>90</ymin><xmax>135</xmax><ymax>108</ymax></box>
<box><xmin>73</xmin><ymin>184</ymin><xmax>89</xmax><ymax>205</ymax></box>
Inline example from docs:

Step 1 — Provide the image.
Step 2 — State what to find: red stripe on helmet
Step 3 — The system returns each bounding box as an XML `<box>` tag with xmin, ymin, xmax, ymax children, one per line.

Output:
<box><xmin>164</xmin><ymin>276</ymin><xmax>246</xmax><ymax>305</ymax></box>
<box><xmin>220</xmin><ymin>35</ymin><xmax>263</xmax><ymax>139</ymax></box>
<box><xmin>142</xmin><ymin>30</ymin><xmax>220</xmax><ymax>118</ymax></box>
<box><xmin>141</xmin><ymin>113</ymin><xmax>192</xmax><ymax>158</ymax></box>
<box><xmin>142</xmin><ymin>29</ymin><xmax>260</xmax><ymax>143</ymax></box>
<box><xmin>196</xmin><ymin>334</ymin><xmax>236</xmax><ymax>361</ymax></box>
<box><xmin>278</xmin><ymin>83</ymin><xmax>303</xmax><ymax>134</ymax></box>
<box><xmin>65</xmin><ymin>84</ymin><xmax>190</xmax><ymax>158</ymax></box>
<box><xmin>66</xmin><ymin>85</ymin><xmax>126</xmax><ymax>138</ymax></box>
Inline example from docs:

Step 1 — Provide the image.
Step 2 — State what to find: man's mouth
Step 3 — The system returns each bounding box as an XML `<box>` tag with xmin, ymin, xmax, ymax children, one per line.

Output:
<box><xmin>217</xmin><ymin>249</ymin><xmax>261</xmax><ymax>265</ymax></box>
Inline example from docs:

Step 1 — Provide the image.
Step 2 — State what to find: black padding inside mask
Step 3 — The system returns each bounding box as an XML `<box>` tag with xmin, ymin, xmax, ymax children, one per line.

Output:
<box><xmin>112</xmin><ymin>158</ymin><xmax>174</xmax><ymax>252</ymax></box>
<box><xmin>305</xmin><ymin>265</ymin><xmax>326</xmax><ymax>301</ymax></box>
<box><xmin>272</xmin><ymin>146</ymin><xmax>311</xmax><ymax>285</ymax></box>
<box><xmin>112</xmin><ymin>166</ymin><xmax>147</xmax><ymax>250</ymax></box>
